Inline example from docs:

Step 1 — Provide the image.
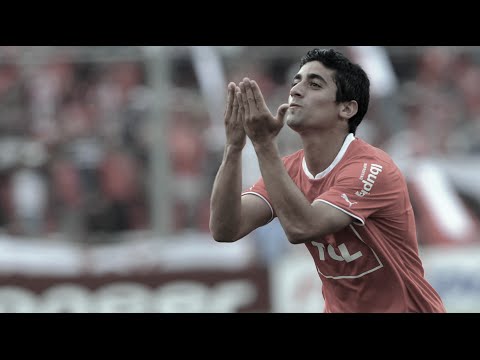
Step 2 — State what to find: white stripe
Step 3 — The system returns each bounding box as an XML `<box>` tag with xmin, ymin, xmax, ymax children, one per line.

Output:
<box><xmin>413</xmin><ymin>161</ymin><xmax>475</xmax><ymax>240</ymax></box>
<box><xmin>242</xmin><ymin>191</ymin><xmax>274</xmax><ymax>223</ymax></box>
<box><xmin>315</xmin><ymin>225</ymin><xmax>384</xmax><ymax>280</ymax></box>
<box><xmin>313</xmin><ymin>199</ymin><xmax>365</xmax><ymax>226</ymax></box>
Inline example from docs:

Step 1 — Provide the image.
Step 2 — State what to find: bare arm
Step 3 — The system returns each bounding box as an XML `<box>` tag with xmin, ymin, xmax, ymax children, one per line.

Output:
<box><xmin>209</xmin><ymin>83</ymin><xmax>272</xmax><ymax>242</ymax></box>
<box><xmin>238</xmin><ymin>78</ymin><xmax>352</xmax><ymax>244</ymax></box>
<box><xmin>209</xmin><ymin>147</ymin><xmax>272</xmax><ymax>242</ymax></box>
<box><xmin>254</xmin><ymin>142</ymin><xmax>352</xmax><ymax>244</ymax></box>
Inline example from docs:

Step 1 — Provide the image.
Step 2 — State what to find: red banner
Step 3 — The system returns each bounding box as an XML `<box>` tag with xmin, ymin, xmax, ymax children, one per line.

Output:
<box><xmin>0</xmin><ymin>267</ymin><xmax>270</xmax><ymax>313</ymax></box>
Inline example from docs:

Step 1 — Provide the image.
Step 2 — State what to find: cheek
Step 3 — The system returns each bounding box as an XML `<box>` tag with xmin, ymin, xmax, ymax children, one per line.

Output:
<box><xmin>315</xmin><ymin>100</ymin><xmax>339</xmax><ymax>115</ymax></box>
<box><xmin>314</xmin><ymin>96</ymin><xmax>336</xmax><ymax>106</ymax></box>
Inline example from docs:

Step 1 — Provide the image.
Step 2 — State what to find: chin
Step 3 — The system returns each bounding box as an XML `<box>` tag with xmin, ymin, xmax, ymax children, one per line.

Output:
<box><xmin>286</xmin><ymin>118</ymin><xmax>302</xmax><ymax>132</ymax></box>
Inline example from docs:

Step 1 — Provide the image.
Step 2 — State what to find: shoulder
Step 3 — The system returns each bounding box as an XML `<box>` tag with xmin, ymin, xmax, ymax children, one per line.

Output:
<box><xmin>346</xmin><ymin>138</ymin><xmax>400</xmax><ymax>171</ymax></box>
<box><xmin>335</xmin><ymin>138</ymin><xmax>405</xmax><ymax>190</ymax></box>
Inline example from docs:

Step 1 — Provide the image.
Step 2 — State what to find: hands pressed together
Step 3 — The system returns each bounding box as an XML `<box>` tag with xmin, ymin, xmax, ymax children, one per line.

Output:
<box><xmin>224</xmin><ymin>78</ymin><xmax>289</xmax><ymax>149</ymax></box>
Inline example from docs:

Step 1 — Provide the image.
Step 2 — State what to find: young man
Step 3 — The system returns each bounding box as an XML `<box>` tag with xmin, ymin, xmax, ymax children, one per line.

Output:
<box><xmin>209</xmin><ymin>48</ymin><xmax>446</xmax><ymax>313</ymax></box>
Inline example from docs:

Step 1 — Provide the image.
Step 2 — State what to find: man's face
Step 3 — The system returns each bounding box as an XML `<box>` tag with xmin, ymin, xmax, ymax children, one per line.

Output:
<box><xmin>285</xmin><ymin>61</ymin><xmax>340</xmax><ymax>133</ymax></box>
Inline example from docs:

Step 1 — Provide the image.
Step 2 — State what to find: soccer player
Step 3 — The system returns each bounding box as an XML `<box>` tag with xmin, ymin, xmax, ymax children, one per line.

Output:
<box><xmin>209</xmin><ymin>48</ymin><xmax>446</xmax><ymax>313</ymax></box>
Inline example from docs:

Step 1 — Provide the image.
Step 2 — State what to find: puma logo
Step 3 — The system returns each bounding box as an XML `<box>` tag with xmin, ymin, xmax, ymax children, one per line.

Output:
<box><xmin>341</xmin><ymin>193</ymin><xmax>357</xmax><ymax>208</ymax></box>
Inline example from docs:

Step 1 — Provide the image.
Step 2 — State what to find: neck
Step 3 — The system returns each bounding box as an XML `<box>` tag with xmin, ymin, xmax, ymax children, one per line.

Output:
<box><xmin>301</xmin><ymin>130</ymin><xmax>350</xmax><ymax>176</ymax></box>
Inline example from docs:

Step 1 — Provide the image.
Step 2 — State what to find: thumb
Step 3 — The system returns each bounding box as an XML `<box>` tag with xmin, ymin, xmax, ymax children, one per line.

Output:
<box><xmin>276</xmin><ymin>103</ymin><xmax>289</xmax><ymax>125</ymax></box>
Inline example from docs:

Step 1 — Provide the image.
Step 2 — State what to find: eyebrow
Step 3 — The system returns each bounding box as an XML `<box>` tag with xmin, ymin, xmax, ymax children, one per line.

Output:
<box><xmin>293</xmin><ymin>73</ymin><xmax>328</xmax><ymax>85</ymax></box>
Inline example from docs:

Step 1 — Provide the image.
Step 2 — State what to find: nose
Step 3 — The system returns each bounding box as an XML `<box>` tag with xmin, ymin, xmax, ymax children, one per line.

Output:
<box><xmin>289</xmin><ymin>82</ymin><xmax>303</xmax><ymax>98</ymax></box>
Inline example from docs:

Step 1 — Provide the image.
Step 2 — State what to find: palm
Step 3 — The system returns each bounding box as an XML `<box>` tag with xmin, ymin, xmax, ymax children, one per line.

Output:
<box><xmin>237</xmin><ymin>78</ymin><xmax>288</xmax><ymax>145</ymax></box>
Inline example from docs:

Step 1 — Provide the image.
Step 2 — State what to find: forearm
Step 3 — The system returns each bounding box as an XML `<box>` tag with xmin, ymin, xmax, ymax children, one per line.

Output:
<box><xmin>209</xmin><ymin>145</ymin><xmax>243</xmax><ymax>241</ymax></box>
<box><xmin>254</xmin><ymin>142</ymin><xmax>318</xmax><ymax>244</ymax></box>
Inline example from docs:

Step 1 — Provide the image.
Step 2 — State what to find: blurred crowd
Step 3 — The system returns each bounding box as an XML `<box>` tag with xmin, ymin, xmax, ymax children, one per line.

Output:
<box><xmin>0</xmin><ymin>46</ymin><xmax>479</xmax><ymax>259</ymax></box>
<box><xmin>0</xmin><ymin>47</ymin><xmax>152</xmax><ymax>242</ymax></box>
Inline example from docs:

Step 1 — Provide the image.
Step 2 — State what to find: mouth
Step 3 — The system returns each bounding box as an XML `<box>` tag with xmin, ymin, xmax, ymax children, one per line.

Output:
<box><xmin>289</xmin><ymin>104</ymin><xmax>301</xmax><ymax>108</ymax></box>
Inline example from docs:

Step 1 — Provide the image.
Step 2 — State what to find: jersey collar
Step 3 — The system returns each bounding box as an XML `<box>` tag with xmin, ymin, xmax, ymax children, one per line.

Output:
<box><xmin>302</xmin><ymin>133</ymin><xmax>356</xmax><ymax>180</ymax></box>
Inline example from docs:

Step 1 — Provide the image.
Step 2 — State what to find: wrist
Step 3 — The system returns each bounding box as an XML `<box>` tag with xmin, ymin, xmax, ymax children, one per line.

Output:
<box><xmin>224</xmin><ymin>144</ymin><xmax>244</xmax><ymax>158</ymax></box>
<box><xmin>253</xmin><ymin>140</ymin><xmax>277</xmax><ymax>154</ymax></box>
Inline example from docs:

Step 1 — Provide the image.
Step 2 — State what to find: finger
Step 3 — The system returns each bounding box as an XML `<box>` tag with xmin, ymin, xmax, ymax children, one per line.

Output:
<box><xmin>243</xmin><ymin>78</ymin><xmax>258</xmax><ymax>116</ymax></box>
<box><xmin>251</xmin><ymin>80</ymin><xmax>269</xmax><ymax>113</ymax></box>
<box><xmin>276</xmin><ymin>103</ymin><xmax>290</xmax><ymax>126</ymax></box>
<box><xmin>224</xmin><ymin>82</ymin><xmax>235</xmax><ymax>119</ymax></box>
<box><xmin>236</xmin><ymin>91</ymin><xmax>244</xmax><ymax>124</ymax></box>
<box><xmin>236</xmin><ymin>88</ymin><xmax>246</xmax><ymax>123</ymax></box>
<box><xmin>239</xmin><ymin>82</ymin><xmax>250</xmax><ymax>121</ymax></box>
<box><xmin>231</xmin><ymin>87</ymin><xmax>239</xmax><ymax>121</ymax></box>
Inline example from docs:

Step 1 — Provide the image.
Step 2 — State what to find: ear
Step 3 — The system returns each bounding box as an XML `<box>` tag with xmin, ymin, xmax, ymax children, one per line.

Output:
<box><xmin>339</xmin><ymin>100</ymin><xmax>358</xmax><ymax>120</ymax></box>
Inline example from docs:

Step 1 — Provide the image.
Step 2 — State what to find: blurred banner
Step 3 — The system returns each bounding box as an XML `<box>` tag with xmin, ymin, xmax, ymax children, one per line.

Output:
<box><xmin>420</xmin><ymin>246</ymin><xmax>480</xmax><ymax>313</ymax></box>
<box><xmin>0</xmin><ymin>233</ymin><xmax>270</xmax><ymax>313</ymax></box>
<box><xmin>1</xmin><ymin>234</ymin><xmax>477</xmax><ymax>312</ymax></box>
<box><xmin>0</xmin><ymin>270</ymin><xmax>269</xmax><ymax>313</ymax></box>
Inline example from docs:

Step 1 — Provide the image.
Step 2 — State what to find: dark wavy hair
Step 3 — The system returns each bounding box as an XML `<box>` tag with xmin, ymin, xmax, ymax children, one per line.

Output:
<box><xmin>300</xmin><ymin>48</ymin><xmax>370</xmax><ymax>134</ymax></box>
